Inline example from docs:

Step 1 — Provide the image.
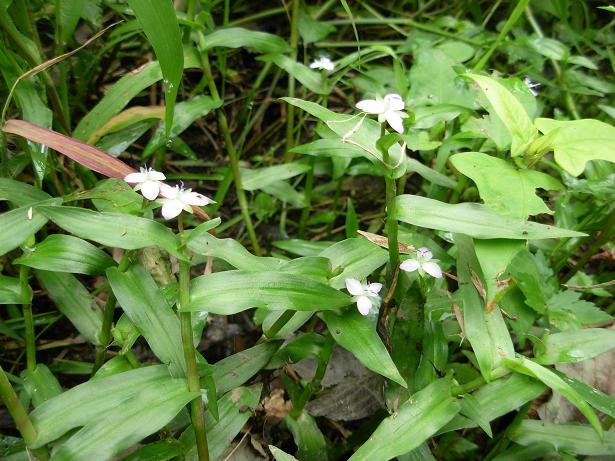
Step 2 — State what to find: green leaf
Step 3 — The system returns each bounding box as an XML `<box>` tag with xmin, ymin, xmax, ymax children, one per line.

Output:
<box><xmin>30</xmin><ymin>365</ymin><xmax>174</xmax><ymax>447</ymax></box>
<box><xmin>395</xmin><ymin>194</ymin><xmax>586</xmax><ymax>239</ymax></box>
<box><xmin>322</xmin><ymin>310</ymin><xmax>406</xmax><ymax>387</ymax></box>
<box><xmin>272</xmin><ymin>239</ymin><xmax>334</xmax><ymax>257</ymax></box>
<box><xmin>349</xmin><ymin>379</ymin><xmax>460</xmax><ymax>460</ymax></box>
<box><xmin>262</xmin><ymin>180</ymin><xmax>307</xmax><ymax>208</ymax></box>
<box><xmin>459</xmin><ymin>393</ymin><xmax>492</xmax><ymax>437</ymax></box>
<box><xmin>450</xmin><ymin>152</ymin><xmax>563</xmax><ymax>219</ymax></box>
<box><xmin>547</xmin><ymin>290</ymin><xmax>613</xmax><ymax>330</ymax></box>
<box><xmin>474</xmin><ymin>239</ymin><xmax>525</xmax><ymax>307</ymax></box>
<box><xmin>0</xmin><ymin>178</ymin><xmax>51</xmax><ymax>206</ymax></box>
<box><xmin>319</xmin><ymin>238</ymin><xmax>388</xmax><ymax>289</ymax></box>
<box><xmin>503</xmin><ymin>355</ymin><xmax>602</xmax><ymax>438</ymax></box>
<box><xmin>512</xmin><ymin>420</ymin><xmax>615</xmax><ymax>456</ymax></box>
<box><xmin>286</xmin><ymin>410</ymin><xmax>328</xmax><ymax>461</ymax></box>
<box><xmin>37</xmin><ymin>206</ymin><xmax>182</xmax><ymax>259</ymax></box>
<box><xmin>270</xmin><ymin>446</ymin><xmax>299</xmax><ymax>461</ymax></box>
<box><xmin>555</xmin><ymin>371</ymin><xmax>615</xmax><ymax>420</ymax></box>
<box><xmin>298</xmin><ymin>9</ymin><xmax>335</xmax><ymax>44</ymax></box>
<box><xmin>535</xmin><ymin>118</ymin><xmax>615</xmax><ymax>176</ymax></box>
<box><xmin>15</xmin><ymin>234</ymin><xmax>116</xmax><ymax>275</ymax></box>
<box><xmin>59</xmin><ymin>0</ymin><xmax>87</xmax><ymax>42</ymax></box>
<box><xmin>507</xmin><ymin>250</ymin><xmax>555</xmax><ymax>314</ymax></box>
<box><xmin>117</xmin><ymin>439</ymin><xmax>181</xmax><ymax>461</ymax></box>
<box><xmin>0</xmin><ymin>275</ymin><xmax>23</xmax><ymax>304</ymax></box>
<box><xmin>35</xmin><ymin>271</ymin><xmax>103</xmax><ymax>346</ymax></box>
<box><xmin>21</xmin><ymin>364</ymin><xmax>62</xmax><ymax>408</ymax></box>
<box><xmin>0</xmin><ymin>200</ymin><xmax>60</xmax><ymax>256</ymax></box>
<box><xmin>241</xmin><ymin>163</ymin><xmax>311</xmax><ymax>191</ymax></box>
<box><xmin>187</xmin><ymin>271</ymin><xmax>351</xmax><ymax>315</ymax></box>
<box><xmin>260</xmin><ymin>55</ymin><xmax>328</xmax><ymax>94</ymax></box>
<box><xmin>127</xmin><ymin>0</ymin><xmax>183</xmax><ymax>138</ymax></box>
<box><xmin>201</xmin><ymin>27</ymin><xmax>291</xmax><ymax>54</ymax></box>
<box><xmin>107</xmin><ymin>264</ymin><xmax>185</xmax><ymax>377</ymax></box>
<box><xmin>291</xmin><ymin>139</ymin><xmax>364</xmax><ymax>159</ymax></box>
<box><xmin>534</xmin><ymin>329</ymin><xmax>615</xmax><ymax>365</ymax></box>
<box><xmin>464</xmin><ymin>73</ymin><xmax>538</xmax><ymax>157</ymax></box>
<box><xmin>405</xmin><ymin>158</ymin><xmax>457</xmax><ymax>189</ymax></box>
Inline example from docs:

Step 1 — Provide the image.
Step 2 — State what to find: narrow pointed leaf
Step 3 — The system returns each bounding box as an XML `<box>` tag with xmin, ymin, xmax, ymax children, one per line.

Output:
<box><xmin>534</xmin><ymin>329</ymin><xmax>615</xmax><ymax>365</ymax></box>
<box><xmin>0</xmin><ymin>199</ymin><xmax>60</xmax><ymax>256</ymax></box>
<box><xmin>201</xmin><ymin>27</ymin><xmax>291</xmax><ymax>53</ymax></box>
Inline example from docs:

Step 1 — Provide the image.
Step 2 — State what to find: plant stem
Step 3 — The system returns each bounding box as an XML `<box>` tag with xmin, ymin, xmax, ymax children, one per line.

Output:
<box><xmin>0</xmin><ymin>365</ymin><xmax>49</xmax><ymax>460</ymax></box>
<box><xmin>20</xmin><ymin>264</ymin><xmax>36</xmax><ymax>372</ymax></box>
<box><xmin>178</xmin><ymin>216</ymin><xmax>209</xmax><ymax>461</ymax></box>
<box><xmin>92</xmin><ymin>291</ymin><xmax>116</xmax><ymax>374</ymax></box>
<box><xmin>284</xmin><ymin>0</ymin><xmax>300</xmax><ymax>161</ymax></box>
<box><xmin>197</xmin><ymin>42</ymin><xmax>261</xmax><ymax>255</ymax></box>
<box><xmin>381</xmin><ymin>125</ymin><xmax>399</xmax><ymax>280</ymax></box>
<box><xmin>263</xmin><ymin>310</ymin><xmax>295</xmax><ymax>339</ymax></box>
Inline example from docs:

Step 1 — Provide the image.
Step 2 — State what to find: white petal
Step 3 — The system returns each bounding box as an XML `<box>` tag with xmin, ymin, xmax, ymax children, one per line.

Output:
<box><xmin>322</xmin><ymin>60</ymin><xmax>335</xmax><ymax>71</ymax></box>
<box><xmin>384</xmin><ymin>111</ymin><xmax>404</xmax><ymax>134</ymax></box>
<box><xmin>149</xmin><ymin>170</ymin><xmax>166</xmax><ymax>181</ymax></box>
<box><xmin>417</xmin><ymin>247</ymin><xmax>433</xmax><ymax>261</ymax></box>
<box><xmin>309</xmin><ymin>61</ymin><xmax>320</xmax><ymax>69</ymax></box>
<box><xmin>357</xmin><ymin>296</ymin><xmax>372</xmax><ymax>316</ymax></box>
<box><xmin>367</xmin><ymin>282</ymin><xmax>383</xmax><ymax>294</ymax></box>
<box><xmin>356</xmin><ymin>99</ymin><xmax>385</xmax><ymax>114</ymax></box>
<box><xmin>161</xmin><ymin>199</ymin><xmax>184</xmax><ymax>220</ymax></box>
<box><xmin>422</xmin><ymin>261</ymin><xmax>443</xmax><ymax>279</ymax></box>
<box><xmin>384</xmin><ymin>93</ymin><xmax>404</xmax><ymax>111</ymax></box>
<box><xmin>183</xmin><ymin>191</ymin><xmax>213</xmax><ymax>206</ymax></box>
<box><xmin>124</xmin><ymin>172</ymin><xmax>146</xmax><ymax>183</ymax></box>
<box><xmin>140</xmin><ymin>180</ymin><xmax>161</xmax><ymax>200</ymax></box>
<box><xmin>345</xmin><ymin>278</ymin><xmax>364</xmax><ymax>296</ymax></box>
<box><xmin>160</xmin><ymin>184</ymin><xmax>178</xmax><ymax>199</ymax></box>
<box><xmin>400</xmin><ymin>259</ymin><xmax>420</xmax><ymax>272</ymax></box>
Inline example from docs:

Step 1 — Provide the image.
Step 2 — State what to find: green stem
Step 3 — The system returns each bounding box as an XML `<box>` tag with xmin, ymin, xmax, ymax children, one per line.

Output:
<box><xmin>92</xmin><ymin>291</ymin><xmax>116</xmax><ymax>374</ymax></box>
<box><xmin>178</xmin><ymin>216</ymin><xmax>209</xmax><ymax>461</ymax></box>
<box><xmin>297</xmin><ymin>157</ymin><xmax>315</xmax><ymax>238</ymax></box>
<box><xmin>0</xmin><ymin>365</ymin><xmax>49</xmax><ymax>459</ymax></box>
<box><xmin>20</xmin><ymin>264</ymin><xmax>36</xmax><ymax>371</ymax></box>
<box><xmin>381</xmin><ymin>125</ymin><xmax>399</xmax><ymax>280</ymax></box>
<box><xmin>284</xmin><ymin>0</ymin><xmax>300</xmax><ymax>161</ymax></box>
<box><xmin>197</xmin><ymin>42</ymin><xmax>261</xmax><ymax>255</ymax></box>
<box><xmin>263</xmin><ymin>310</ymin><xmax>295</xmax><ymax>339</ymax></box>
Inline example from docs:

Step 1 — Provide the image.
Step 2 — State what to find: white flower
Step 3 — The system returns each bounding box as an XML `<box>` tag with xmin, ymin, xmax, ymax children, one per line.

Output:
<box><xmin>124</xmin><ymin>167</ymin><xmax>166</xmax><ymax>200</ymax></box>
<box><xmin>523</xmin><ymin>76</ymin><xmax>540</xmax><ymax>97</ymax></box>
<box><xmin>345</xmin><ymin>278</ymin><xmax>383</xmax><ymax>316</ymax></box>
<box><xmin>309</xmin><ymin>56</ymin><xmax>335</xmax><ymax>71</ymax></box>
<box><xmin>158</xmin><ymin>184</ymin><xmax>213</xmax><ymax>220</ymax></box>
<box><xmin>355</xmin><ymin>93</ymin><xmax>409</xmax><ymax>134</ymax></box>
<box><xmin>400</xmin><ymin>247</ymin><xmax>443</xmax><ymax>279</ymax></box>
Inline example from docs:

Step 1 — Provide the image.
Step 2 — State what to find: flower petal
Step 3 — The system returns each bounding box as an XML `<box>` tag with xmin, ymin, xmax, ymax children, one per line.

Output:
<box><xmin>124</xmin><ymin>172</ymin><xmax>146</xmax><ymax>183</ymax></box>
<box><xmin>384</xmin><ymin>111</ymin><xmax>405</xmax><ymax>134</ymax></box>
<box><xmin>140</xmin><ymin>180</ymin><xmax>161</xmax><ymax>200</ymax></box>
<box><xmin>160</xmin><ymin>184</ymin><xmax>178</xmax><ymax>199</ymax></box>
<box><xmin>417</xmin><ymin>247</ymin><xmax>433</xmax><ymax>261</ymax></box>
<box><xmin>149</xmin><ymin>170</ymin><xmax>166</xmax><ymax>181</ymax></box>
<box><xmin>356</xmin><ymin>99</ymin><xmax>385</xmax><ymax>114</ymax></box>
<box><xmin>400</xmin><ymin>259</ymin><xmax>420</xmax><ymax>272</ymax></box>
<box><xmin>345</xmin><ymin>278</ymin><xmax>364</xmax><ymax>296</ymax></box>
<box><xmin>183</xmin><ymin>191</ymin><xmax>213</xmax><ymax>206</ymax></box>
<box><xmin>367</xmin><ymin>282</ymin><xmax>383</xmax><ymax>294</ymax></box>
<box><xmin>422</xmin><ymin>261</ymin><xmax>443</xmax><ymax>279</ymax></box>
<box><xmin>384</xmin><ymin>93</ymin><xmax>404</xmax><ymax>111</ymax></box>
<box><xmin>161</xmin><ymin>199</ymin><xmax>184</xmax><ymax>220</ymax></box>
<box><xmin>322</xmin><ymin>59</ymin><xmax>335</xmax><ymax>71</ymax></box>
<box><xmin>357</xmin><ymin>296</ymin><xmax>372</xmax><ymax>316</ymax></box>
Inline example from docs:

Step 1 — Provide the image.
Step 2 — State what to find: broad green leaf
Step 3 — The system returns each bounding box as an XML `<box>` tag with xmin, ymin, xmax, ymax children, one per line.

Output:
<box><xmin>535</xmin><ymin>118</ymin><xmax>615</xmax><ymax>176</ymax></box>
<box><xmin>50</xmin><ymin>378</ymin><xmax>195</xmax><ymax>461</ymax></box>
<box><xmin>35</xmin><ymin>271</ymin><xmax>103</xmax><ymax>346</ymax></box>
<box><xmin>291</xmin><ymin>139</ymin><xmax>364</xmax><ymax>159</ymax></box>
<box><xmin>37</xmin><ymin>206</ymin><xmax>182</xmax><ymax>259</ymax></box>
<box><xmin>182</xmin><ymin>385</ymin><xmax>263</xmax><ymax>461</ymax></box>
<box><xmin>0</xmin><ymin>178</ymin><xmax>50</xmax><ymax>206</ymax></box>
<box><xmin>107</xmin><ymin>264</ymin><xmax>185</xmax><ymax>377</ymax></box>
<box><xmin>322</xmin><ymin>310</ymin><xmax>406</xmax><ymax>387</ymax></box>
<box><xmin>0</xmin><ymin>199</ymin><xmax>60</xmax><ymax>256</ymax></box>
<box><xmin>398</xmin><ymin>443</ymin><xmax>437</xmax><ymax>461</ymax></box>
<box><xmin>68</xmin><ymin>178</ymin><xmax>144</xmax><ymax>215</ymax></box>
<box><xmin>507</xmin><ymin>249</ymin><xmax>555</xmax><ymax>314</ymax></box>
<box><xmin>395</xmin><ymin>194</ymin><xmax>586</xmax><ymax>239</ymax></box>
<box><xmin>89</xmin><ymin>106</ymin><xmax>163</xmax><ymax>145</ymax></box>
<box><xmin>464</xmin><ymin>73</ymin><xmax>538</xmax><ymax>157</ymax></box>
<box><xmin>349</xmin><ymin>379</ymin><xmax>460</xmax><ymax>460</ymax></box>
<box><xmin>262</xmin><ymin>180</ymin><xmax>307</xmax><ymax>208</ymax></box>
<box><xmin>270</xmin><ymin>446</ymin><xmax>299</xmax><ymax>461</ymax></box>
<box><xmin>319</xmin><ymin>238</ymin><xmax>388</xmax><ymax>289</ymax></box>
<box><xmin>534</xmin><ymin>329</ymin><xmax>615</xmax><ymax>365</ymax></box>
<box><xmin>59</xmin><ymin>0</ymin><xmax>88</xmax><ymax>42</ymax></box>
<box><xmin>74</xmin><ymin>49</ymin><xmax>201</xmax><ymax>141</ymax></box>
<box><xmin>15</xmin><ymin>234</ymin><xmax>116</xmax><ymax>275</ymax></box>
<box><xmin>93</xmin><ymin>355</ymin><xmax>134</xmax><ymax>380</ymax></box>
<box><xmin>187</xmin><ymin>231</ymin><xmax>283</xmax><ymax>271</ymax></box>
<box><xmin>512</xmin><ymin>420</ymin><xmax>615</xmax><ymax>456</ymax></box>
<box><xmin>474</xmin><ymin>239</ymin><xmax>525</xmax><ymax>307</ymax></box>
<box><xmin>286</xmin><ymin>411</ymin><xmax>328</xmax><ymax>461</ymax></box>
<box><xmin>0</xmin><ymin>275</ymin><xmax>23</xmax><ymax>304</ymax></box>
<box><xmin>260</xmin><ymin>55</ymin><xmax>328</xmax><ymax>94</ymax></box>
<box><xmin>201</xmin><ymin>27</ymin><xmax>291</xmax><ymax>54</ymax></box>
<box><xmin>450</xmin><ymin>152</ymin><xmax>563</xmax><ymax>219</ymax></box>
<box><xmin>459</xmin><ymin>393</ymin><xmax>492</xmax><ymax>437</ymax></box>
<box><xmin>30</xmin><ymin>365</ymin><xmax>173</xmax><ymax>447</ymax></box>
<box><xmin>298</xmin><ymin>9</ymin><xmax>335</xmax><ymax>44</ymax></box>
<box><xmin>187</xmin><ymin>271</ymin><xmax>351</xmax><ymax>314</ymax></box>
<box><xmin>272</xmin><ymin>239</ymin><xmax>334</xmax><ymax>257</ymax></box>
<box><xmin>21</xmin><ymin>364</ymin><xmax>62</xmax><ymax>408</ymax></box>
<box><xmin>406</xmin><ymin>158</ymin><xmax>456</xmax><ymax>189</ymax></box>
<box><xmin>456</xmin><ymin>235</ymin><xmax>514</xmax><ymax>380</ymax></box>
<box><xmin>503</xmin><ymin>355</ymin><xmax>602</xmax><ymax>437</ymax></box>
<box><xmin>127</xmin><ymin>0</ymin><xmax>183</xmax><ymax>138</ymax></box>
<box><xmin>282</xmin><ymin>97</ymin><xmax>407</xmax><ymax>178</ymax></box>
<box><xmin>261</xmin><ymin>310</ymin><xmax>314</xmax><ymax>339</ymax></box>
<box><xmin>547</xmin><ymin>290</ymin><xmax>612</xmax><ymax>330</ymax></box>
<box><xmin>241</xmin><ymin>163</ymin><xmax>311</xmax><ymax>191</ymax></box>
<box><xmin>211</xmin><ymin>340</ymin><xmax>281</xmax><ymax>394</ymax></box>
<box><xmin>117</xmin><ymin>439</ymin><xmax>181</xmax><ymax>461</ymax></box>
<box><xmin>529</xmin><ymin>36</ymin><xmax>568</xmax><ymax>60</ymax></box>
<box><xmin>555</xmin><ymin>371</ymin><xmax>615</xmax><ymax>419</ymax></box>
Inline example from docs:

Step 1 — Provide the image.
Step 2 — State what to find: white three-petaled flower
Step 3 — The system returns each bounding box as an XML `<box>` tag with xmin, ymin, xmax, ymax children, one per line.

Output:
<box><xmin>355</xmin><ymin>93</ymin><xmax>408</xmax><ymax>134</ymax></box>
<box><xmin>523</xmin><ymin>76</ymin><xmax>540</xmax><ymax>97</ymax></box>
<box><xmin>345</xmin><ymin>278</ymin><xmax>383</xmax><ymax>316</ymax></box>
<box><xmin>124</xmin><ymin>167</ymin><xmax>166</xmax><ymax>200</ymax></box>
<box><xmin>159</xmin><ymin>184</ymin><xmax>213</xmax><ymax>220</ymax></box>
<box><xmin>310</xmin><ymin>56</ymin><xmax>335</xmax><ymax>71</ymax></box>
<box><xmin>399</xmin><ymin>247</ymin><xmax>443</xmax><ymax>279</ymax></box>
